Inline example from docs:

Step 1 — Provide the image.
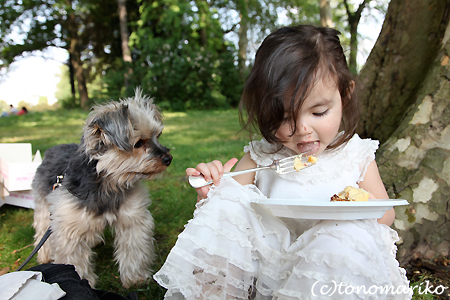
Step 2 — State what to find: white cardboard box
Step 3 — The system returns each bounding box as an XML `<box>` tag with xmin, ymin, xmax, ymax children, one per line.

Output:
<box><xmin>2</xmin><ymin>190</ymin><xmax>35</xmax><ymax>209</ymax></box>
<box><xmin>0</xmin><ymin>143</ymin><xmax>41</xmax><ymax>209</ymax></box>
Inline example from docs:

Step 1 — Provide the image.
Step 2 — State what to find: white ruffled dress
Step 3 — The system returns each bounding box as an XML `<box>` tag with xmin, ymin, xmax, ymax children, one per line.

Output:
<box><xmin>154</xmin><ymin>134</ymin><xmax>412</xmax><ymax>299</ymax></box>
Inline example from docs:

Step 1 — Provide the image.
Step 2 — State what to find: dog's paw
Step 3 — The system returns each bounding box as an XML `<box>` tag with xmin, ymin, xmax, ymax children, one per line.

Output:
<box><xmin>120</xmin><ymin>271</ymin><xmax>152</xmax><ymax>288</ymax></box>
<box><xmin>82</xmin><ymin>272</ymin><xmax>98</xmax><ymax>289</ymax></box>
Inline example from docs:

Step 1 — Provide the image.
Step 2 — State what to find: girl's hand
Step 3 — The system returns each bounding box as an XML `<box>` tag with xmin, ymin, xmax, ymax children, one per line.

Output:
<box><xmin>186</xmin><ymin>158</ymin><xmax>239</xmax><ymax>201</ymax></box>
<box><xmin>358</xmin><ymin>160</ymin><xmax>395</xmax><ymax>226</ymax></box>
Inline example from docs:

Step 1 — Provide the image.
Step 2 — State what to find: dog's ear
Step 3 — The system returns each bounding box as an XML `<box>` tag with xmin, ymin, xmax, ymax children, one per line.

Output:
<box><xmin>151</xmin><ymin>104</ymin><xmax>163</xmax><ymax>124</ymax></box>
<box><xmin>84</xmin><ymin>104</ymin><xmax>133</xmax><ymax>155</ymax></box>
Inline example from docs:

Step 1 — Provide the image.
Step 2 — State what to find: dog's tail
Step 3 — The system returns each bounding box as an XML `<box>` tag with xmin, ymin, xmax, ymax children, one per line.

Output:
<box><xmin>16</xmin><ymin>227</ymin><xmax>52</xmax><ymax>271</ymax></box>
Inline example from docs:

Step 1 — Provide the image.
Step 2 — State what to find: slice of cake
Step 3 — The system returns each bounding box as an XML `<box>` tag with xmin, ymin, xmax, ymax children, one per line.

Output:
<box><xmin>330</xmin><ymin>186</ymin><xmax>369</xmax><ymax>201</ymax></box>
<box><xmin>293</xmin><ymin>155</ymin><xmax>317</xmax><ymax>171</ymax></box>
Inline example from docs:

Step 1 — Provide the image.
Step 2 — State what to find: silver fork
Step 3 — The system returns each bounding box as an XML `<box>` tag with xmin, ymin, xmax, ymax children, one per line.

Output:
<box><xmin>188</xmin><ymin>154</ymin><xmax>316</xmax><ymax>188</ymax></box>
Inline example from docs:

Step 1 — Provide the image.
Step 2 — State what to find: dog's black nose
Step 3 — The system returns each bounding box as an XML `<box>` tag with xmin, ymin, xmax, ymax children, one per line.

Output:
<box><xmin>163</xmin><ymin>154</ymin><xmax>173</xmax><ymax>166</ymax></box>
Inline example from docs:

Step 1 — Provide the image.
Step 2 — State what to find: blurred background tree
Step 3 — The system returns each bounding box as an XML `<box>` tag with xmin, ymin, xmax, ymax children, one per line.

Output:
<box><xmin>0</xmin><ymin>0</ymin><xmax>387</xmax><ymax>111</ymax></box>
<box><xmin>0</xmin><ymin>100</ymin><xmax>8</xmax><ymax>112</ymax></box>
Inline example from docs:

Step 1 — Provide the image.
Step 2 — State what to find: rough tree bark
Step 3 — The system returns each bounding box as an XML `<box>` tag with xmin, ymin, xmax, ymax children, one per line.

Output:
<box><xmin>357</xmin><ymin>0</ymin><xmax>449</xmax><ymax>144</ymax></box>
<box><xmin>357</xmin><ymin>0</ymin><xmax>450</xmax><ymax>266</ymax></box>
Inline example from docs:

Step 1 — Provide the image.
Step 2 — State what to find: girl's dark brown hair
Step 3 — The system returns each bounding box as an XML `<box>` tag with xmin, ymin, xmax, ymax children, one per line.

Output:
<box><xmin>239</xmin><ymin>25</ymin><xmax>359</xmax><ymax>150</ymax></box>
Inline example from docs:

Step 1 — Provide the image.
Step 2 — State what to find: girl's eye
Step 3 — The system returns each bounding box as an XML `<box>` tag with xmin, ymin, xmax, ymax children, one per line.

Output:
<box><xmin>313</xmin><ymin>109</ymin><xmax>329</xmax><ymax>117</ymax></box>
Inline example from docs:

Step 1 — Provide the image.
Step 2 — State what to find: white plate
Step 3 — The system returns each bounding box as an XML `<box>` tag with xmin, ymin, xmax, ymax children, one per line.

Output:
<box><xmin>251</xmin><ymin>199</ymin><xmax>410</xmax><ymax>220</ymax></box>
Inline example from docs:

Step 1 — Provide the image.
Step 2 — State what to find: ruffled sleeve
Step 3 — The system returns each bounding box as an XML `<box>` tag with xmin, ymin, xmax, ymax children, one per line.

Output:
<box><xmin>350</xmin><ymin>135</ymin><xmax>379</xmax><ymax>182</ymax></box>
<box><xmin>243</xmin><ymin>139</ymin><xmax>281</xmax><ymax>166</ymax></box>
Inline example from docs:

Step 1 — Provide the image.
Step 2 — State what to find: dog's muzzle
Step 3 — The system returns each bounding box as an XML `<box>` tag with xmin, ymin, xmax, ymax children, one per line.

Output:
<box><xmin>151</xmin><ymin>141</ymin><xmax>173</xmax><ymax>167</ymax></box>
<box><xmin>162</xmin><ymin>153</ymin><xmax>173</xmax><ymax>166</ymax></box>
<box><xmin>156</xmin><ymin>146</ymin><xmax>172</xmax><ymax>166</ymax></box>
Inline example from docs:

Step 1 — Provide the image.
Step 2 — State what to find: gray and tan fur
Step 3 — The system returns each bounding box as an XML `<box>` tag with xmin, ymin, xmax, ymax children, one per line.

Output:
<box><xmin>32</xmin><ymin>89</ymin><xmax>172</xmax><ymax>288</ymax></box>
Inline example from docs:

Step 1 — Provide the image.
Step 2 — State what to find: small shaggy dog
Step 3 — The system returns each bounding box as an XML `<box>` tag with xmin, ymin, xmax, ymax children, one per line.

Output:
<box><xmin>31</xmin><ymin>89</ymin><xmax>172</xmax><ymax>288</ymax></box>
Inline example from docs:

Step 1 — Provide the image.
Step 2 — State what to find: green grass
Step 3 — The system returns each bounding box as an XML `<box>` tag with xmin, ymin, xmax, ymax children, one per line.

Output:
<box><xmin>0</xmin><ymin>110</ymin><xmax>442</xmax><ymax>299</ymax></box>
<box><xmin>0</xmin><ymin>109</ymin><xmax>250</xmax><ymax>299</ymax></box>
<box><xmin>409</xmin><ymin>275</ymin><xmax>440</xmax><ymax>300</ymax></box>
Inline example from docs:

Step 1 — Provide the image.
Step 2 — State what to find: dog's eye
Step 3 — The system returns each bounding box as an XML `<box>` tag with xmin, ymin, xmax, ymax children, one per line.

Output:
<box><xmin>134</xmin><ymin>139</ymin><xmax>145</xmax><ymax>148</ymax></box>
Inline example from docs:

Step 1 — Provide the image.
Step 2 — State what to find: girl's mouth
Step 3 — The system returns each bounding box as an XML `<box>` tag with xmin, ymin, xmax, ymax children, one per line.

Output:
<box><xmin>297</xmin><ymin>141</ymin><xmax>320</xmax><ymax>154</ymax></box>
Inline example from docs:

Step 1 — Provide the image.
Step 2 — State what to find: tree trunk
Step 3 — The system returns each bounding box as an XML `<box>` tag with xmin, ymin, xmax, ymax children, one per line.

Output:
<box><xmin>67</xmin><ymin>55</ymin><xmax>76</xmax><ymax>98</ymax></box>
<box><xmin>66</xmin><ymin>2</ymin><xmax>89</xmax><ymax>109</ymax></box>
<box><xmin>70</xmin><ymin>43</ymin><xmax>89</xmax><ymax>109</ymax></box>
<box><xmin>195</xmin><ymin>0</ymin><xmax>209</xmax><ymax>48</ymax></box>
<box><xmin>358</xmin><ymin>0</ymin><xmax>450</xmax><ymax>267</ymax></box>
<box><xmin>357</xmin><ymin>0</ymin><xmax>449</xmax><ymax>144</ymax></box>
<box><xmin>238</xmin><ymin>0</ymin><xmax>249</xmax><ymax>82</ymax></box>
<box><xmin>118</xmin><ymin>0</ymin><xmax>133</xmax><ymax>89</ymax></box>
<box><xmin>344</xmin><ymin>0</ymin><xmax>369</xmax><ymax>75</ymax></box>
<box><xmin>319</xmin><ymin>0</ymin><xmax>333</xmax><ymax>28</ymax></box>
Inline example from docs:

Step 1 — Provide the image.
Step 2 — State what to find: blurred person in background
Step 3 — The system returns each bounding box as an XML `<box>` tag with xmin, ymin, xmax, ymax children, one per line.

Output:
<box><xmin>17</xmin><ymin>107</ymin><xmax>28</xmax><ymax>116</ymax></box>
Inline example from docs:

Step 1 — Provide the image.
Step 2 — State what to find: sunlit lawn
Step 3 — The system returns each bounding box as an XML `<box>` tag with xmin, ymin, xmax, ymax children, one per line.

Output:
<box><xmin>0</xmin><ymin>108</ymin><xmax>249</xmax><ymax>298</ymax></box>
<box><xmin>0</xmin><ymin>109</ymin><xmax>441</xmax><ymax>299</ymax></box>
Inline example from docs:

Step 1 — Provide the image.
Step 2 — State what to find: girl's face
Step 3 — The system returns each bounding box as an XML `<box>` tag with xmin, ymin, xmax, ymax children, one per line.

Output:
<box><xmin>276</xmin><ymin>77</ymin><xmax>342</xmax><ymax>156</ymax></box>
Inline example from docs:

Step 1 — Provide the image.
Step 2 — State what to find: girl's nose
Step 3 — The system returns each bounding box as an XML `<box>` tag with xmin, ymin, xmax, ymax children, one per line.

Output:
<box><xmin>297</xmin><ymin>122</ymin><xmax>313</xmax><ymax>136</ymax></box>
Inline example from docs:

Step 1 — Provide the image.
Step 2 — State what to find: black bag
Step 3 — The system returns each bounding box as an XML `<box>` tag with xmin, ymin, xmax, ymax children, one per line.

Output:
<box><xmin>27</xmin><ymin>264</ymin><xmax>138</xmax><ymax>300</ymax></box>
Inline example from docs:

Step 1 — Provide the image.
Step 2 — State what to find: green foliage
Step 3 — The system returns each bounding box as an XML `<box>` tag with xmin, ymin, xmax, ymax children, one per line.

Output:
<box><xmin>0</xmin><ymin>0</ymin><xmax>61</xmax><ymax>67</ymax></box>
<box><xmin>131</xmin><ymin>45</ymin><xmax>241</xmax><ymax>110</ymax></box>
<box><xmin>0</xmin><ymin>100</ymin><xmax>9</xmax><ymax>113</ymax></box>
<box><xmin>119</xmin><ymin>0</ymin><xmax>243</xmax><ymax>110</ymax></box>
<box><xmin>275</xmin><ymin>0</ymin><xmax>321</xmax><ymax>28</ymax></box>
<box><xmin>2</xmin><ymin>0</ymin><xmax>387</xmax><ymax>110</ymax></box>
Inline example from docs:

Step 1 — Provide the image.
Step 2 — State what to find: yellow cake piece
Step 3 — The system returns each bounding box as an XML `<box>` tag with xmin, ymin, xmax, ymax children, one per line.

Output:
<box><xmin>293</xmin><ymin>155</ymin><xmax>304</xmax><ymax>171</ymax></box>
<box><xmin>293</xmin><ymin>155</ymin><xmax>318</xmax><ymax>171</ymax></box>
<box><xmin>307</xmin><ymin>155</ymin><xmax>318</xmax><ymax>164</ymax></box>
<box><xmin>331</xmin><ymin>186</ymin><xmax>369</xmax><ymax>201</ymax></box>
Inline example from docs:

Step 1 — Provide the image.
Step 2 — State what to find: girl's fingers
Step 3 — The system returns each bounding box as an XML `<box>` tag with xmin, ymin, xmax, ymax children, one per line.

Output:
<box><xmin>195</xmin><ymin>163</ymin><xmax>212</xmax><ymax>181</ymax></box>
<box><xmin>186</xmin><ymin>167</ymin><xmax>200</xmax><ymax>176</ymax></box>
<box><xmin>189</xmin><ymin>158</ymin><xmax>236</xmax><ymax>190</ymax></box>
<box><xmin>223</xmin><ymin>158</ymin><xmax>238</xmax><ymax>173</ymax></box>
<box><xmin>207</xmin><ymin>160</ymin><xmax>223</xmax><ymax>185</ymax></box>
<box><xmin>195</xmin><ymin>162</ymin><xmax>220</xmax><ymax>184</ymax></box>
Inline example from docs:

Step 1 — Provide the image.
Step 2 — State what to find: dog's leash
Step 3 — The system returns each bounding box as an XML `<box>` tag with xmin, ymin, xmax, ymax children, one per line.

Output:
<box><xmin>16</xmin><ymin>175</ymin><xmax>65</xmax><ymax>271</ymax></box>
<box><xmin>16</xmin><ymin>227</ymin><xmax>52</xmax><ymax>271</ymax></box>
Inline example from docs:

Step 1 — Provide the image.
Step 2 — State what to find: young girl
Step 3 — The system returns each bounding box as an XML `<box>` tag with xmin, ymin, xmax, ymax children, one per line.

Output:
<box><xmin>154</xmin><ymin>25</ymin><xmax>411</xmax><ymax>299</ymax></box>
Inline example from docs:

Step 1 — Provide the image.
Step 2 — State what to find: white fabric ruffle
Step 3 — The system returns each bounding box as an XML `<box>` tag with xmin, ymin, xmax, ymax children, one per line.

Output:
<box><xmin>154</xmin><ymin>179</ymin><xmax>412</xmax><ymax>299</ymax></box>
